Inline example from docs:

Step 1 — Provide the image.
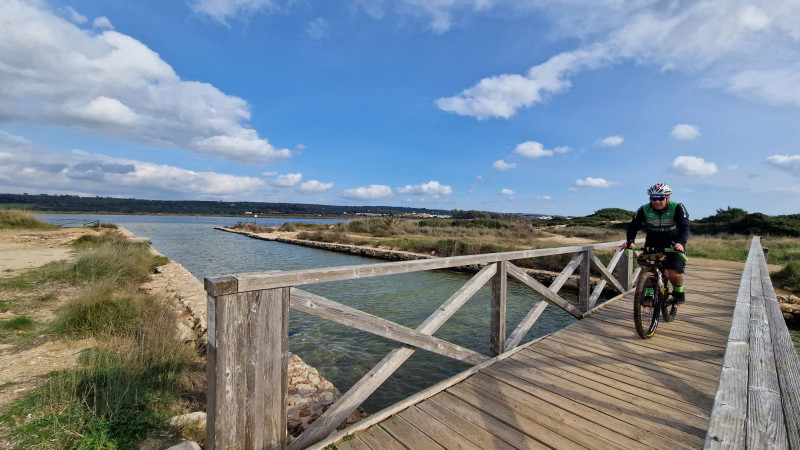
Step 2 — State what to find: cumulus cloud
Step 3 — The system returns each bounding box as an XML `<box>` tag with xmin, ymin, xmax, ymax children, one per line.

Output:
<box><xmin>437</xmin><ymin>45</ymin><xmax>612</xmax><ymax>119</ymax></box>
<box><xmin>536</xmin><ymin>195</ymin><xmax>551</xmax><ymax>200</ymax></box>
<box><xmin>396</xmin><ymin>181</ymin><xmax>453</xmax><ymax>197</ymax></box>
<box><xmin>301</xmin><ymin>180</ymin><xmax>334</xmax><ymax>193</ymax></box>
<box><xmin>670</xmin><ymin>156</ymin><xmax>718</xmax><ymax>177</ymax></box>
<box><xmin>766</xmin><ymin>155</ymin><xmax>800</xmax><ymax>175</ymax></box>
<box><xmin>597</xmin><ymin>135</ymin><xmax>624</xmax><ymax>147</ymax></box>
<box><xmin>492</xmin><ymin>159</ymin><xmax>517</xmax><ymax>171</ymax></box>
<box><xmin>0</xmin><ymin>0</ymin><xmax>290</xmax><ymax>165</ymax></box>
<box><xmin>514</xmin><ymin>141</ymin><xmax>569</xmax><ymax>159</ymax></box>
<box><xmin>575</xmin><ymin>177</ymin><xmax>616</xmax><ymax>188</ymax></box>
<box><xmin>343</xmin><ymin>184</ymin><xmax>393</xmax><ymax>200</ymax></box>
<box><xmin>672</xmin><ymin>124</ymin><xmax>701</xmax><ymax>140</ymax></box>
<box><xmin>272</xmin><ymin>173</ymin><xmax>302</xmax><ymax>187</ymax></box>
<box><xmin>501</xmin><ymin>188</ymin><xmax>514</xmax><ymax>196</ymax></box>
<box><xmin>437</xmin><ymin>1</ymin><xmax>800</xmax><ymax>118</ymax></box>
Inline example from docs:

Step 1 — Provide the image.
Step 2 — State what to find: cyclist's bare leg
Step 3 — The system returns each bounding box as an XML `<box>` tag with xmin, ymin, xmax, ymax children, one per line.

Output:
<box><xmin>666</xmin><ymin>269</ymin><xmax>683</xmax><ymax>287</ymax></box>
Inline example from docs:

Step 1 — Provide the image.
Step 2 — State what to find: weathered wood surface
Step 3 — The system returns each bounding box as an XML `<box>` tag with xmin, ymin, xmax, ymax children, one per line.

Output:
<box><xmin>324</xmin><ymin>262</ymin><xmax>744</xmax><ymax>449</ymax></box>
<box><xmin>705</xmin><ymin>238</ymin><xmax>800</xmax><ymax>449</ymax></box>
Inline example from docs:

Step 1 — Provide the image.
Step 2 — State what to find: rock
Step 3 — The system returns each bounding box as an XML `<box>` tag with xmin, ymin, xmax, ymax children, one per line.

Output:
<box><xmin>165</xmin><ymin>442</ymin><xmax>202</xmax><ymax>450</ymax></box>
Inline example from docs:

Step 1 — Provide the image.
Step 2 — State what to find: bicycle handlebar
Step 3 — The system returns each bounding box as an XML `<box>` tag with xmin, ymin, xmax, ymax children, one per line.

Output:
<box><xmin>625</xmin><ymin>246</ymin><xmax>688</xmax><ymax>262</ymax></box>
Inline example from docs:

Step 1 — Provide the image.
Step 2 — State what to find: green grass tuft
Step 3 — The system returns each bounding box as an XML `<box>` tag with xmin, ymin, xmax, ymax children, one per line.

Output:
<box><xmin>0</xmin><ymin>315</ymin><xmax>34</xmax><ymax>331</ymax></box>
<box><xmin>0</xmin><ymin>209</ymin><xmax>58</xmax><ymax>230</ymax></box>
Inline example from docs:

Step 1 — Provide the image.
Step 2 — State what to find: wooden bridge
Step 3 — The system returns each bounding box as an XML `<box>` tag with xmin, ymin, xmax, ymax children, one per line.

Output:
<box><xmin>203</xmin><ymin>237</ymin><xmax>799</xmax><ymax>449</ymax></box>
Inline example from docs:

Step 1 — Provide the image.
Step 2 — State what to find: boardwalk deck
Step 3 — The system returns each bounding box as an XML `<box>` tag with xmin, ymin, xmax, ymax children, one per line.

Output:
<box><xmin>328</xmin><ymin>262</ymin><xmax>743</xmax><ymax>449</ymax></box>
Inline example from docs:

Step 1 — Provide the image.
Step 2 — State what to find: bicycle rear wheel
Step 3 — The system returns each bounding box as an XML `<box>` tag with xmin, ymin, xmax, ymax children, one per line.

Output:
<box><xmin>661</xmin><ymin>278</ymin><xmax>678</xmax><ymax>322</ymax></box>
<box><xmin>634</xmin><ymin>271</ymin><xmax>659</xmax><ymax>338</ymax></box>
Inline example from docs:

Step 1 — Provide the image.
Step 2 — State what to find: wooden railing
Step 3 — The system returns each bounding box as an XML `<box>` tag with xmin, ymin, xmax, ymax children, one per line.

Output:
<box><xmin>705</xmin><ymin>237</ymin><xmax>800</xmax><ymax>449</ymax></box>
<box><xmin>203</xmin><ymin>239</ymin><xmax>641</xmax><ymax>449</ymax></box>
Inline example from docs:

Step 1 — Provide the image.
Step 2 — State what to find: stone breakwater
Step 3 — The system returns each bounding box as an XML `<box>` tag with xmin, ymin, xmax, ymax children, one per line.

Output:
<box><xmin>217</xmin><ymin>226</ymin><xmax>616</xmax><ymax>294</ymax></box>
<box><xmin>128</xmin><ymin>229</ymin><xmax>365</xmax><ymax>441</ymax></box>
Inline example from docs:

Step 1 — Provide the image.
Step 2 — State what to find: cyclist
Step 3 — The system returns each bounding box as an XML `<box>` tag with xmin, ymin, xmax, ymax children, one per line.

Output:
<box><xmin>621</xmin><ymin>183</ymin><xmax>689</xmax><ymax>306</ymax></box>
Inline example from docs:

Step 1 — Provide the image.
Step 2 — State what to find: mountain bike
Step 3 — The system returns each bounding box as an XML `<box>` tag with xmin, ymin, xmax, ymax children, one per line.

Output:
<box><xmin>627</xmin><ymin>247</ymin><xmax>688</xmax><ymax>339</ymax></box>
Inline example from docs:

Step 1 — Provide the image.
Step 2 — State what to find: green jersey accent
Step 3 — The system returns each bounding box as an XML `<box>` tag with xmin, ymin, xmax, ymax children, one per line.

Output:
<box><xmin>642</xmin><ymin>201</ymin><xmax>679</xmax><ymax>238</ymax></box>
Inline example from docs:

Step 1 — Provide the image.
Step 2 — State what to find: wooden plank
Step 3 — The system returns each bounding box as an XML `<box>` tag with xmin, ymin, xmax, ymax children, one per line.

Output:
<box><xmin>397</xmin><ymin>406</ymin><xmax>484</xmax><ymax>449</ymax></box>
<box><xmin>505</xmin><ymin>300</ymin><xmax>548</xmax><ymax>350</ymax></box>
<box><xmin>446</xmin><ymin>381</ymin><xmax>591</xmax><ymax>449</ymax></box>
<box><xmin>487</xmin><ymin>360</ymin><xmax>699</xmax><ymax>448</ymax></box>
<box><xmin>234</xmin><ymin>241</ymin><xmax>628</xmax><ymax>292</ymax></box>
<box><xmin>291</xmin><ymin>264</ymin><xmax>496</xmax><ymax>449</ymax></box>
<box><xmin>290</xmin><ymin>288</ymin><xmax>488</xmax><ymax>365</ymax></box>
<box><xmin>357</xmin><ymin>425</ymin><xmax>405</xmax><ymax>450</ymax></box>
<box><xmin>431</xmin><ymin>391</ymin><xmax>552</xmax><ymax>449</ymax></box>
<box><xmin>526</xmin><ymin>343</ymin><xmax>713</xmax><ymax>415</ymax></box>
<box><xmin>757</xmin><ymin>241</ymin><xmax>800</xmax><ymax>449</ymax></box>
<box><xmin>747</xmin><ymin>261</ymin><xmax>787</xmax><ymax>449</ymax></box>
<box><xmin>509</xmin><ymin>351</ymin><xmax>711</xmax><ymax>433</ymax></box>
<box><xmin>335</xmin><ymin>435</ymin><xmax>372</xmax><ymax>450</ymax></box>
<box><xmin>378</xmin><ymin>415</ymin><xmax>445</xmax><ymax>449</ymax></box>
<box><xmin>458</xmin><ymin>375</ymin><xmax>636</xmax><ymax>449</ymax></box>
<box><xmin>590</xmin><ymin>251</ymin><xmax>626</xmax><ymax>294</ymax></box>
<box><xmin>506</xmin><ymin>262</ymin><xmax>583</xmax><ymax>318</ymax></box>
<box><xmin>482</xmin><ymin>363</ymin><xmax>694</xmax><ymax>449</ymax></box>
<box><xmin>417</xmin><ymin>396</ymin><xmax>518</xmax><ymax>450</ymax></box>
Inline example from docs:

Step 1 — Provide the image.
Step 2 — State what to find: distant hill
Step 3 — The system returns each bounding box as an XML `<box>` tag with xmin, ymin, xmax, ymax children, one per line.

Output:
<box><xmin>0</xmin><ymin>193</ymin><xmax>450</xmax><ymax>217</ymax></box>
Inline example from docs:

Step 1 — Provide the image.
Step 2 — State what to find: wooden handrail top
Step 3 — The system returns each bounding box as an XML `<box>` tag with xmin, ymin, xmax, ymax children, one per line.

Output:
<box><xmin>205</xmin><ymin>239</ymin><xmax>631</xmax><ymax>295</ymax></box>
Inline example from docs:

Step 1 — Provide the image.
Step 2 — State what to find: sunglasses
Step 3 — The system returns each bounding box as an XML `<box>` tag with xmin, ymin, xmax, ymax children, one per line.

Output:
<box><xmin>650</xmin><ymin>196</ymin><xmax>666</xmax><ymax>201</ymax></box>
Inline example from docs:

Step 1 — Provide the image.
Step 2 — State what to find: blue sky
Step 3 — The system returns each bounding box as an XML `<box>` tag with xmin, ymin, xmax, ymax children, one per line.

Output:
<box><xmin>1</xmin><ymin>0</ymin><xmax>799</xmax><ymax>218</ymax></box>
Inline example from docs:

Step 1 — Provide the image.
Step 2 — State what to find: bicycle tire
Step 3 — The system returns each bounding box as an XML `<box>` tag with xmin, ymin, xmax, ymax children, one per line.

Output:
<box><xmin>634</xmin><ymin>271</ymin><xmax>659</xmax><ymax>338</ymax></box>
<box><xmin>661</xmin><ymin>277</ymin><xmax>678</xmax><ymax>322</ymax></box>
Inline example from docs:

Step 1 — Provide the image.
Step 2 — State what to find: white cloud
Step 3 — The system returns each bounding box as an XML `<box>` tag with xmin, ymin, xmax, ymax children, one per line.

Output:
<box><xmin>513</xmin><ymin>141</ymin><xmax>568</xmax><ymax>159</ymax></box>
<box><xmin>766</xmin><ymin>155</ymin><xmax>800</xmax><ymax>175</ymax></box>
<box><xmin>305</xmin><ymin>18</ymin><xmax>330</xmax><ymax>39</ymax></box>
<box><xmin>671</xmin><ymin>124</ymin><xmax>701</xmax><ymax>140</ymax></box>
<box><xmin>0</xmin><ymin>131</ymin><xmax>266</xmax><ymax>198</ymax></box>
<box><xmin>437</xmin><ymin>1</ymin><xmax>800</xmax><ymax>118</ymax></box>
<box><xmin>597</xmin><ymin>135</ymin><xmax>624</xmax><ymax>147</ymax></box>
<box><xmin>0</xmin><ymin>0</ymin><xmax>290</xmax><ymax>165</ymax></box>
<box><xmin>437</xmin><ymin>45</ymin><xmax>612</xmax><ymax>119</ymax></box>
<box><xmin>501</xmin><ymin>188</ymin><xmax>514</xmax><ymax>196</ymax></box>
<box><xmin>343</xmin><ymin>184</ymin><xmax>393</xmax><ymax>200</ymax></box>
<box><xmin>272</xmin><ymin>173</ymin><xmax>302</xmax><ymax>187</ymax></box>
<box><xmin>575</xmin><ymin>177</ymin><xmax>616</xmax><ymax>188</ymax></box>
<box><xmin>536</xmin><ymin>195</ymin><xmax>551</xmax><ymax>200</ymax></box>
<box><xmin>492</xmin><ymin>159</ymin><xmax>517</xmax><ymax>171</ymax></box>
<box><xmin>396</xmin><ymin>181</ymin><xmax>452</xmax><ymax>197</ymax></box>
<box><xmin>670</xmin><ymin>156</ymin><xmax>718</xmax><ymax>177</ymax></box>
<box><xmin>93</xmin><ymin>16</ymin><xmax>113</xmax><ymax>30</ymax></box>
<box><xmin>300</xmin><ymin>180</ymin><xmax>334</xmax><ymax>193</ymax></box>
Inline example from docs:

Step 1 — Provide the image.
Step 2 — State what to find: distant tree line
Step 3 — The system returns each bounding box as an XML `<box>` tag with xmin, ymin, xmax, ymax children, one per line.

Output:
<box><xmin>0</xmin><ymin>193</ymin><xmax>450</xmax><ymax>217</ymax></box>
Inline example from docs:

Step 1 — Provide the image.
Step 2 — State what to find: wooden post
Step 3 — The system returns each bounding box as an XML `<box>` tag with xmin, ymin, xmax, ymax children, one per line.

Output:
<box><xmin>579</xmin><ymin>251</ymin><xmax>591</xmax><ymax>312</ymax></box>
<box><xmin>613</xmin><ymin>249</ymin><xmax>633</xmax><ymax>291</ymax></box>
<box><xmin>205</xmin><ymin>277</ymin><xmax>290</xmax><ymax>450</ymax></box>
<box><xmin>490</xmin><ymin>261</ymin><xmax>507</xmax><ymax>356</ymax></box>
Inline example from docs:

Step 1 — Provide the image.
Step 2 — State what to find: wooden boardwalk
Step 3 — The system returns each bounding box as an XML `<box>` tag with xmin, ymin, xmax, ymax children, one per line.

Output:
<box><xmin>329</xmin><ymin>262</ymin><xmax>742</xmax><ymax>449</ymax></box>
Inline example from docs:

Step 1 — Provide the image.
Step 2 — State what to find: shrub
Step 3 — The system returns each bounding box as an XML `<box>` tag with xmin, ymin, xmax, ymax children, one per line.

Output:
<box><xmin>772</xmin><ymin>262</ymin><xmax>800</xmax><ymax>293</ymax></box>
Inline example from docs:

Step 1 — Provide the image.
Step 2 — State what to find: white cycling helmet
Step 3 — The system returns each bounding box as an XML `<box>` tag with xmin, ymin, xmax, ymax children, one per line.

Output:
<box><xmin>647</xmin><ymin>182</ymin><xmax>672</xmax><ymax>196</ymax></box>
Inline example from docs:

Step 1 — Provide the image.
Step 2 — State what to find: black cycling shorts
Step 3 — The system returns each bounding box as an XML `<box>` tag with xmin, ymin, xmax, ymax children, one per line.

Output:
<box><xmin>665</xmin><ymin>251</ymin><xmax>686</xmax><ymax>274</ymax></box>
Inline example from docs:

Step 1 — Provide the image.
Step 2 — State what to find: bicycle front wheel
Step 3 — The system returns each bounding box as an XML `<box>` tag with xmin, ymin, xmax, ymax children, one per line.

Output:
<box><xmin>634</xmin><ymin>271</ymin><xmax>659</xmax><ymax>338</ymax></box>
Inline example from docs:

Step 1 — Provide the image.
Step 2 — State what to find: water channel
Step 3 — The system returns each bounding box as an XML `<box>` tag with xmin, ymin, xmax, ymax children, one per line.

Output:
<box><xmin>38</xmin><ymin>214</ymin><xmax>581</xmax><ymax>413</ymax></box>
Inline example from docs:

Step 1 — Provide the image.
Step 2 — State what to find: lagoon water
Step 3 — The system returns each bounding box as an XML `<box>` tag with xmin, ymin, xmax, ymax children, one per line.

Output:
<box><xmin>38</xmin><ymin>213</ymin><xmax>579</xmax><ymax>413</ymax></box>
